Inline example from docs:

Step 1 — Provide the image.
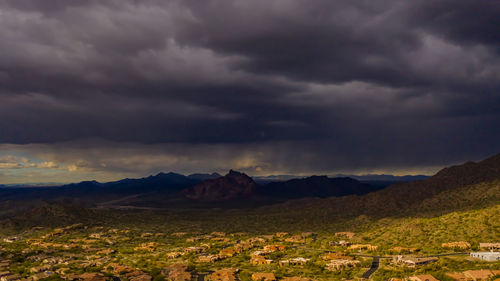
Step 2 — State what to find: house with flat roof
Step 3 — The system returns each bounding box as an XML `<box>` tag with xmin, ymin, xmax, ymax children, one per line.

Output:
<box><xmin>392</xmin><ymin>255</ymin><xmax>438</xmax><ymax>267</ymax></box>
<box><xmin>279</xmin><ymin>257</ymin><xmax>310</xmax><ymax>267</ymax></box>
<box><xmin>325</xmin><ymin>259</ymin><xmax>360</xmax><ymax>271</ymax></box>
<box><xmin>479</xmin><ymin>243</ymin><xmax>500</xmax><ymax>250</ymax></box>
<box><xmin>463</xmin><ymin>270</ymin><xmax>497</xmax><ymax>281</ymax></box>
<box><xmin>470</xmin><ymin>252</ymin><xmax>500</xmax><ymax>261</ymax></box>
<box><xmin>408</xmin><ymin>274</ymin><xmax>439</xmax><ymax>281</ymax></box>
<box><xmin>441</xmin><ymin>241</ymin><xmax>471</xmax><ymax>249</ymax></box>
<box><xmin>252</xmin><ymin>273</ymin><xmax>277</xmax><ymax>281</ymax></box>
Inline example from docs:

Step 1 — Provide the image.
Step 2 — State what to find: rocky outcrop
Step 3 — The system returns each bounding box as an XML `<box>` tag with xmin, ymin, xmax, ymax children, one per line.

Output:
<box><xmin>184</xmin><ymin>170</ymin><xmax>258</xmax><ymax>201</ymax></box>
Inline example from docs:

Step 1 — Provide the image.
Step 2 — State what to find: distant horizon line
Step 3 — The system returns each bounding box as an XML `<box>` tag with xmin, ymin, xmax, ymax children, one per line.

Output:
<box><xmin>0</xmin><ymin>171</ymin><xmax>432</xmax><ymax>186</ymax></box>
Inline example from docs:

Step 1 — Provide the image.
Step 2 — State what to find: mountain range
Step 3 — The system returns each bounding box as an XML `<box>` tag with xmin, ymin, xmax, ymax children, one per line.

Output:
<box><xmin>0</xmin><ymin>153</ymin><xmax>499</xmax><ymax>222</ymax></box>
<box><xmin>0</xmin><ymin>170</ymin><xmax>391</xmax><ymax>206</ymax></box>
<box><xmin>0</xmin><ymin>153</ymin><xmax>499</xmax><ymax>230</ymax></box>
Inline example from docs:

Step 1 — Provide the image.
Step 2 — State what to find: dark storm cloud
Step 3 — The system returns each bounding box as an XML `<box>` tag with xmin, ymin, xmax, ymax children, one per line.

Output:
<box><xmin>0</xmin><ymin>0</ymin><xmax>500</xmax><ymax>178</ymax></box>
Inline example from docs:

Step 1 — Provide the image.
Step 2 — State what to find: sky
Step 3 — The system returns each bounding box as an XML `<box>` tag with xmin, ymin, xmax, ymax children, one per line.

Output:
<box><xmin>1</xmin><ymin>0</ymin><xmax>500</xmax><ymax>184</ymax></box>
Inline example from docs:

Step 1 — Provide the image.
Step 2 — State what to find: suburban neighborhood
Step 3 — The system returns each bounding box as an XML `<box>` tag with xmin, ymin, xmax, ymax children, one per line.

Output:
<box><xmin>0</xmin><ymin>225</ymin><xmax>498</xmax><ymax>281</ymax></box>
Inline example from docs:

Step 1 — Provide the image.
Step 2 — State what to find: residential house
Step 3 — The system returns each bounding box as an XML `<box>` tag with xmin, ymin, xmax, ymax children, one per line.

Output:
<box><xmin>183</xmin><ymin>246</ymin><xmax>205</xmax><ymax>254</ymax></box>
<box><xmin>285</xmin><ymin>235</ymin><xmax>305</xmax><ymax>243</ymax></box>
<box><xmin>0</xmin><ymin>261</ymin><xmax>10</xmax><ymax>270</ymax></box>
<box><xmin>30</xmin><ymin>265</ymin><xmax>51</xmax><ymax>274</ymax></box>
<box><xmin>219</xmin><ymin>248</ymin><xmax>237</xmax><ymax>257</ymax></box>
<box><xmin>445</xmin><ymin>272</ymin><xmax>469</xmax><ymax>281</ymax></box>
<box><xmin>162</xmin><ymin>264</ymin><xmax>191</xmax><ymax>281</ymax></box>
<box><xmin>262</xmin><ymin>235</ymin><xmax>274</xmax><ymax>241</ymax></box>
<box><xmin>441</xmin><ymin>242</ymin><xmax>471</xmax><ymax>249</ymax></box>
<box><xmin>97</xmin><ymin>248</ymin><xmax>115</xmax><ymax>255</ymax></box>
<box><xmin>251</xmin><ymin>251</ymin><xmax>267</xmax><ymax>257</ymax></box>
<box><xmin>279</xmin><ymin>258</ymin><xmax>310</xmax><ymax>267</ymax></box>
<box><xmin>252</xmin><ymin>273</ymin><xmax>277</xmax><ymax>281</ymax></box>
<box><xmin>31</xmin><ymin>271</ymin><xmax>55</xmax><ymax>281</ymax></box>
<box><xmin>247</xmin><ymin>237</ymin><xmax>266</xmax><ymax>244</ymax></box>
<box><xmin>2</xmin><ymin>237</ymin><xmax>20</xmax><ymax>243</ymax></box>
<box><xmin>408</xmin><ymin>274</ymin><xmax>440</xmax><ymax>281</ymax></box>
<box><xmin>470</xmin><ymin>252</ymin><xmax>500</xmax><ymax>261</ymax></box>
<box><xmin>106</xmin><ymin>263</ymin><xmax>135</xmax><ymax>275</ymax></box>
<box><xmin>0</xmin><ymin>272</ymin><xmax>20</xmax><ymax>281</ymax></box>
<box><xmin>89</xmin><ymin>233</ymin><xmax>103</xmax><ymax>239</ymax></box>
<box><xmin>166</xmin><ymin>252</ymin><xmax>183</xmax><ymax>259</ymax></box>
<box><xmin>212</xmin><ymin>237</ymin><xmax>230</xmax><ymax>243</ymax></box>
<box><xmin>479</xmin><ymin>243</ymin><xmax>500</xmax><ymax>250</ymax></box>
<box><xmin>300</xmin><ymin>232</ymin><xmax>315</xmax><ymax>238</ymax></box>
<box><xmin>234</xmin><ymin>242</ymin><xmax>254</xmax><ymax>252</ymax></box>
<box><xmin>186</xmin><ymin>237</ymin><xmax>203</xmax><ymax>242</ymax></box>
<box><xmin>325</xmin><ymin>259</ymin><xmax>360</xmax><ymax>271</ymax></box>
<box><xmin>43</xmin><ymin>257</ymin><xmax>69</xmax><ymax>265</ymax></box>
<box><xmin>56</xmin><ymin>268</ymin><xmax>70</xmax><ymax>276</ymax></box>
<box><xmin>446</xmin><ymin>270</ymin><xmax>500</xmax><ymax>281</ymax></box>
<box><xmin>263</xmin><ymin>245</ymin><xmax>286</xmax><ymax>252</ymax></box>
<box><xmin>134</xmin><ymin>242</ymin><xmax>159</xmax><ymax>252</ymax></box>
<box><xmin>463</xmin><ymin>270</ymin><xmax>497</xmax><ymax>281</ymax></box>
<box><xmin>392</xmin><ymin>255</ymin><xmax>438</xmax><ymax>267</ymax></box>
<box><xmin>251</xmin><ymin>256</ymin><xmax>273</xmax><ymax>265</ymax></box>
<box><xmin>69</xmin><ymin>272</ymin><xmax>109</xmax><ymax>281</ymax></box>
<box><xmin>329</xmin><ymin>241</ymin><xmax>351</xmax><ymax>247</ymax></box>
<box><xmin>197</xmin><ymin>255</ymin><xmax>221</xmax><ymax>263</ymax></box>
<box><xmin>209</xmin><ymin>268</ymin><xmax>238</xmax><ymax>281</ymax></box>
<box><xmin>126</xmin><ymin>270</ymin><xmax>152</xmax><ymax>281</ymax></box>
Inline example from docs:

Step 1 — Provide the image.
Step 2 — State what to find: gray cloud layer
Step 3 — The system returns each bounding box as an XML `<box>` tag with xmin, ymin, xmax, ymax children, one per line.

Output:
<box><xmin>1</xmin><ymin>0</ymin><xmax>500</xmax><ymax>178</ymax></box>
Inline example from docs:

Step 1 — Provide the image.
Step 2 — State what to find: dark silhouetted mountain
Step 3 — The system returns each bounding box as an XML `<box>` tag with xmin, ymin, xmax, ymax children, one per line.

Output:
<box><xmin>253</xmin><ymin>174</ymin><xmax>429</xmax><ymax>187</ymax></box>
<box><xmin>252</xmin><ymin>175</ymin><xmax>305</xmax><ymax>184</ymax></box>
<box><xmin>184</xmin><ymin>170</ymin><xmax>258</xmax><ymax>201</ymax></box>
<box><xmin>341</xmin><ymin>174</ymin><xmax>430</xmax><ymax>182</ymax></box>
<box><xmin>103</xmin><ymin>172</ymin><xmax>199</xmax><ymax>192</ymax></box>
<box><xmin>187</xmin><ymin>173</ymin><xmax>222</xmax><ymax>181</ymax></box>
<box><xmin>261</xmin><ymin>176</ymin><xmax>379</xmax><ymax>199</ymax></box>
<box><xmin>377</xmin><ymin>153</ymin><xmax>500</xmax><ymax>207</ymax></box>
<box><xmin>0</xmin><ymin>172</ymin><xmax>203</xmax><ymax>205</ymax></box>
<box><xmin>59</xmin><ymin>172</ymin><xmax>202</xmax><ymax>201</ymax></box>
<box><xmin>265</xmin><ymin>153</ymin><xmax>500</xmax><ymax>219</ymax></box>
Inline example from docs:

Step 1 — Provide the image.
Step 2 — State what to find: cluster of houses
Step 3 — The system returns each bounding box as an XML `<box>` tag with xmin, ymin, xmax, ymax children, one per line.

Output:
<box><xmin>250</xmin><ymin>244</ymin><xmax>287</xmax><ymax>265</ymax></box>
<box><xmin>279</xmin><ymin>258</ymin><xmax>311</xmax><ymax>267</ymax></box>
<box><xmin>1</xmin><ymin>225</ymin><xmax>500</xmax><ymax>281</ymax></box>
<box><xmin>0</xmin><ymin>260</ymin><xmax>20</xmax><ymax>281</ymax></box>
<box><xmin>251</xmin><ymin>273</ymin><xmax>315</xmax><ymax>281</ymax></box>
<box><xmin>325</xmin><ymin>259</ymin><xmax>360</xmax><ymax>271</ymax></box>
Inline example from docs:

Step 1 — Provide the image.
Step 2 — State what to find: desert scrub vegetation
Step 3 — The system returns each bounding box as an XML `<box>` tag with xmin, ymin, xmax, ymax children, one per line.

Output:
<box><xmin>358</xmin><ymin>203</ymin><xmax>500</xmax><ymax>253</ymax></box>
